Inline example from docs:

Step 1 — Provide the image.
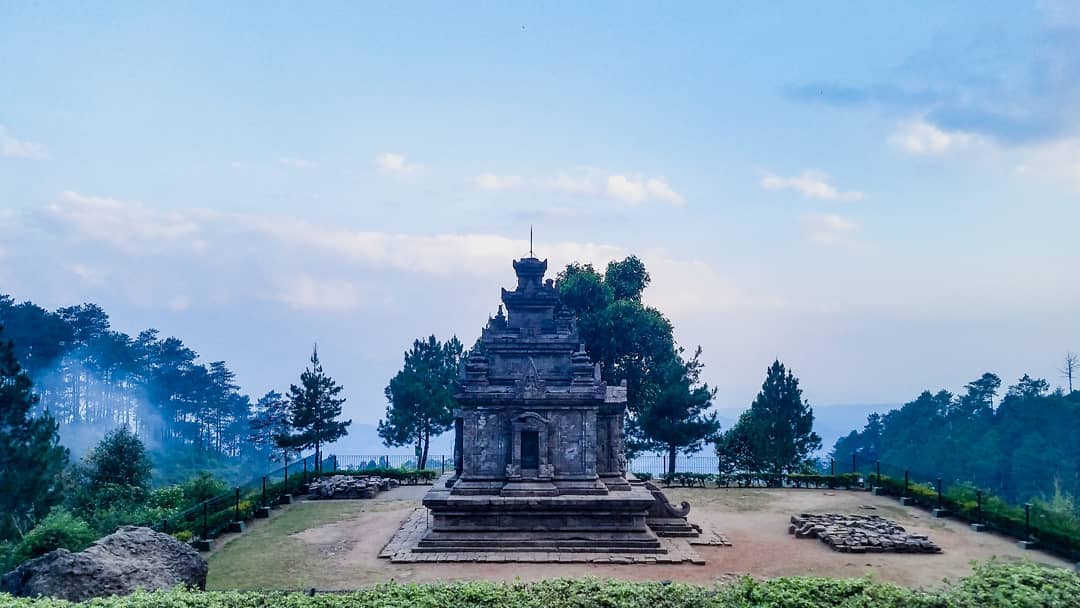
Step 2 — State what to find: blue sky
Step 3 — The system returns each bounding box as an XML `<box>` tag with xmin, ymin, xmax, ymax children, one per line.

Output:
<box><xmin>2</xmin><ymin>2</ymin><xmax>1078</xmax><ymax>428</ymax></box>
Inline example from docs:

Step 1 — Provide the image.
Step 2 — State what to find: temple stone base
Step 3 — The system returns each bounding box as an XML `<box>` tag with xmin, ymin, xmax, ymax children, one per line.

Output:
<box><xmin>419</xmin><ymin>479</ymin><xmax>663</xmax><ymax>553</ymax></box>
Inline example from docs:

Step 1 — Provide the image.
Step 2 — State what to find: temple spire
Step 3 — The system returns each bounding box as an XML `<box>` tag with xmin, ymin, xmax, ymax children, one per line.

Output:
<box><xmin>529</xmin><ymin>225</ymin><xmax>534</xmax><ymax>257</ymax></box>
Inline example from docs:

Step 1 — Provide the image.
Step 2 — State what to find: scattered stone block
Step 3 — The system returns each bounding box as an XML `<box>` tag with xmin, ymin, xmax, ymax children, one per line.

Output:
<box><xmin>1017</xmin><ymin>540</ymin><xmax>1037</xmax><ymax>550</ymax></box>
<box><xmin>254</xmin><ymin>507</ymin><xmax>270</xmax><ymax>519</ymax></box>
<box><xmin>899</xmin><ymin>497</ymin><xmax>914</xmax><ymax>506</ymax></box>
<box><xmin>788</xmin><ymin>513</ymin><xmax>941</xmax><ymax>554</ymax></box>
<box><xmin>227</xmin><ymin>521</ymin><xmax>244</xmax><ymax>533</ymax></box>
<box><xmin>931</xmin><ymin>508</ymin><xmax>949</xmax><ymax>518</ymax></box>
<box><xmin>970</xmin><ymin>523</ymin><xmax>987</xmax><ymax>532</ymax></box>
<box><xmin>194</xmin><ymin>539</ymin><xmax>212</xmax><ymax>552</ymax></box>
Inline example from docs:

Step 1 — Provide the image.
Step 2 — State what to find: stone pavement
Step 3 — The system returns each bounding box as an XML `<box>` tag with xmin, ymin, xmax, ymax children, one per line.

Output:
<box><xmin>380</xmin><ymin>508</ymin><xmax>730</xmax><ymax>564</ymax></box>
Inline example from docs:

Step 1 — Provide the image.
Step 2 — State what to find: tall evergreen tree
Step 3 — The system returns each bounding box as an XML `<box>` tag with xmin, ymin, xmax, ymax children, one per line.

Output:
<box><xmin>379</xmin><ymin>336</ymin><xmax>463</xmax><ymax>469</ymax></box>
<box><xmin>0</xmin><ymin>325</ymin><xmax>68</xmax><ymax>540</ymax></box>
<box><xmin>248</xmin><ymin>390</ymin><xmax>292</xmax><ymax>463</ymax></box>
<box><xmin>278</xmin><ymin>346</ymin><xmax>350</xmax><ymax>474</ymax></box>
<box><xmin>744</xmin><ymin>360</ymin><xmax>821</xmax><ymax>479</ymax></box>
<box><xmin>634</xmin><ymin>347</ymin><xmax>720</xmax><ymax>475</ymax></box>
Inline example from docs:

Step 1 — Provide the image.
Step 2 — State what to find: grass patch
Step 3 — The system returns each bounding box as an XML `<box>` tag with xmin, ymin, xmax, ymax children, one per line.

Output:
<box><xmin>207</xmin><ymin>500</ymin><xmax>367</xmax><ymax>590</ymax></box>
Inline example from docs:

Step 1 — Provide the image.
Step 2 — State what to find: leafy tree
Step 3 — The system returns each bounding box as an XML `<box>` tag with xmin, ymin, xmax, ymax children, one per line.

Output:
<box><xmin>278</xmin><ymin>346</ymin><xmax>350</xmax><ymax>475</ymax></box>
<box><xmin>633</xmin><ymin>347</ymin><xmax>720</xmax><ymax>475</ymax></box>
<box><xmin>557</xmin><ymin>258</ymin><xmax>690</xmax><ymax>456</ymax></box>
<box><xmin>379</xmin><ymin>336</ymin><xmax>463</xmax><ymax>469</ymax></box>
<box><xmin>66</xmin><ymin>427</ymin><xmax>154</xmax><ymax>527</ymax></box>
<box><xmin>742</xmin><ymin>360</ymin><xmax>821</xmax><ymax>479</ymax></box>
<box><xmin>0</xmin><ymin>326</ymin><xmax>68</xmax><ymax>540</ymax></box>
<box><xmin>85</xmin><ymin>427</ymin><xmax>153</xmax><ymax>493</ymax></box>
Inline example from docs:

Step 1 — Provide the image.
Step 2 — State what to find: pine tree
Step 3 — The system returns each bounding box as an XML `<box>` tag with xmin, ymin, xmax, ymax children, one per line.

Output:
<box><xmin>745</xmin><ymin>360</ymin><xmax>821</xmax><ymax>479</ymax></box>
<box><xmin>0</xmin><ymin>325</ymin><xmax>68</xmax><ymax>540</ymax></box>
<box><xmin>278</xmin><ymin>346</ymin><xmax>350</xmax><ymax>474</ymax></box>
<box><xmin>634</xmin><ymin>347</ymin><xmax>720</xmax><ymax>475</ymax></box>
<box><xmin>379</xmin><ymin>336</ymin><xmax>462</xmax><ymax>469</ymax></box>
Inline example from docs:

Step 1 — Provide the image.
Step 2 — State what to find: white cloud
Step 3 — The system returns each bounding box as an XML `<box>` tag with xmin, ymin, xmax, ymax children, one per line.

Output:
<box><xmin>606</xmin><ymin>175</ymin><xmax>648</xmax><ymax>204</ymax></box>
<box><xmin>276</xmin><ymin>275</ymin><xmax>363</xmax><ymax>312</ymax></box>
<box><xmin>474</xmin><ymin>170</ymin><xmax>685</xmax><ymax>206</ymax></box>
<box><xmin>475</xmin><ymin>173</ymin><xmax>523</xmax><ymax>191</ymax></box>
<box><xmin>1</xmin><ymin>125</ymin><xmax>50</xmax><ymax>160</ymax></box>
<box><xmin>68</xmin><ymin>263</ymin><xmax>105</xmax><ymax>287</ymax></box>
<box><xmin>761</xmin><ymin>170</ymin><xmax>864</xmax><ymax>201</ymax></box>
<box><xmin>46</xmin><ymin>191</ymin><xmax>200</xmax><ymax>252</ymax></box>
<box><xmin>805</xmin><ymin>213</ymin><xmax>859</xmax><ymax>246</ymax></box>
<box><xmin>375</xmin><ymin>152</ymin><xmax>420</xmax><ymax>175</ymax></box>
<box><xmin>279</xmin><ymin>157</ymin><xmax>317</xmax><ymax>169</ymax></box>
<box><xmin>645</xmin><ymin>178</ymin><xmax>685</xmax><ymax>205</ymax></box>
<box><xmin>888</xmin><ymin>119</ymin><xmax>975</xmax><ymax>155</ymax></box>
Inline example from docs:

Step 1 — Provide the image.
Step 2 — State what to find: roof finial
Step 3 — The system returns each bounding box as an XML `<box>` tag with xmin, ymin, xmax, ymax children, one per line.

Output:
<box><xmin>529</xmin><ymin>225</ymin><xmax>534</xmax><ymax>257</ymax></box>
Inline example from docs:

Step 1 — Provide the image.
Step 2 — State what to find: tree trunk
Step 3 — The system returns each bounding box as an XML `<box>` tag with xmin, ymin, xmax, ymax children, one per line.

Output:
<box><xmin>667</xmin><ymin>443</ymin><xmax>678</xmax><ymax>477</ymax></box>
<box><xmin>420</xmin><ymin>426</ymin><xmax>430</xmax><ymax>470</ymax></box>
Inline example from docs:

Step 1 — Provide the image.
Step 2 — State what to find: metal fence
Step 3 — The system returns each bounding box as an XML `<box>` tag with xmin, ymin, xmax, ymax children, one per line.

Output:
<box><xmin>333</xmin><ymin>454</ymin><xmax>452</xmax><ymax>473</ymax></box>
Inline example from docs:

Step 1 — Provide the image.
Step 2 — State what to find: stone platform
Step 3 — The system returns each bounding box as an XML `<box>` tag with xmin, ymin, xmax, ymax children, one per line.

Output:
<box><xmin>419</xmin><ymin>480</ymin><xmax>663</xmax><ymax>553</ymax></box>
<box><xmin>381</xmin><ymin>509</ymin><xmax>729</xmax><ymax>564</ymax></box>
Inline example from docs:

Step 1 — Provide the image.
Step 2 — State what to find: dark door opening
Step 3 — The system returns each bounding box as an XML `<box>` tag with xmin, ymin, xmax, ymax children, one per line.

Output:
<box><xmin>521</xmin><ymin>430</ymin><xmax>539</xmax><ymax>469</ymax></box>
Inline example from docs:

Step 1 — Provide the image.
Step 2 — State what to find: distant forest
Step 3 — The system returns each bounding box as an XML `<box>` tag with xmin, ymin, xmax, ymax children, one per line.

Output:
<box><xmin>0</xmin><ymin>294</ymin><xmax>275</xmax><ymax>483</ymax></box>
<box><xmin>832</xmin><ymin>372</ymin><xmax>1080</xmax><ymax>506</ymax></box>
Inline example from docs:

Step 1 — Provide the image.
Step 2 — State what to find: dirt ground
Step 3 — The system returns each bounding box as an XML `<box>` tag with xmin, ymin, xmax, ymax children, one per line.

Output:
<box><xmin>208</xmin><ymin>484</ymin><xmax>1073</xmax><ymax>590</ymax></box>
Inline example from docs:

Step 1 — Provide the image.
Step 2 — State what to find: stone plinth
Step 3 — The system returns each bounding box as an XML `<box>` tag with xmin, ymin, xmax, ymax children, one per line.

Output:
<box><xmin>419</xmin><ymin>479</ymin><xmax>662</xmax><ymax>552</ymax></box>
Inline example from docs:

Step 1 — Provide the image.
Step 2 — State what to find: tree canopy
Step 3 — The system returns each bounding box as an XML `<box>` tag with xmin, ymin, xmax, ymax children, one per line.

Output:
<box><xmin>379</xmin><ymin>336</ymin><xmax>463</xmax><ymax>469</ymax></box>
<box><xmin>557</xmin><ymin>256</ymin><xmax>718</xmax><ymax>459</ymax></box>
<box><xmin>716</xmin><ymin>360</ymin><xmax>821</xmax><ymax>482</ymax></box>
<box><xmin>0</xmin><ymin>324</ymin><xmax>68</xmax><ymax>540</ymax></box>
<box><xmin>278</xmin><ymin>346</ymin><xmax>351</xmax><ymax>474</ymax></box>
<box><xmin>832</xmin><ymin>371</ymin><xmax>1079</xmax><ymax>504</ymax></box>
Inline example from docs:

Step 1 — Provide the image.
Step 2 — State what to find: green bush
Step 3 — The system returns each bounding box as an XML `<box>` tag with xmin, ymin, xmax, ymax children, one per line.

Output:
<box><xmin>631</xmin><ymin>472</ymin><xmax>653</xmax><ymax>481</ymax></box>
<box><xmin>182</xmin><ymin>472</ymin><xmax>229</xmax><ymax>503</ymax></box>
<box><xmin>10</xmin><ymin>508</ymin><xmax>96</xmax><ymax>565</ymax></box>
<box><xmin>0</xmin><ymin>561</ymin><xmax>1074</xmax><ymax>607</ymax></box>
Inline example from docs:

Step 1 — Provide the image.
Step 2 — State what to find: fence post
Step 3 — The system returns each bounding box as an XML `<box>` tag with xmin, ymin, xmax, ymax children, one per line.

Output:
<box><xmin>875</xmin><ymin>461</ymin><xmax>880</xmax><ymax>487</ymax></box>
<box><xmin>1024</xmin><ymin>503</ymin><xmax>1032</xmax><ymax>540</ymax></box>
<box><xmin>976</xmin><ymin>490</ymin><xmax>983</xmax><ymax>524</ymax></box>
<box><xmin>904</xmin><ymin>470</ymin><xmax>909</xmax><ymax>497</ymax></box>
<box><xmin>936</xmin><ymin>478</ymin><xmax>943</xmax><ymax>509</ymax></box>
<box><xmin>333</xmin><ymin>455</ymin><xmax>338</xmax><ymax>472</ymax></box>
<box><xmin>234</xmin><ymin>487</ymin><xmax>240</xmax><ymax>522</ymax></box>
<box><xmin>303</xmin><ymin>458</ymin><xmax>308</xmax><ymax>484</ymax></box>
<box><xmin>262</xmin><ymin>476</ymin><xmax>267</xmax><ymax>508</ymax></box>
<box><xmin>202</xmin><ymin>501</ymin><xmax>208</xmax><ymax>540</ymax></box>
<box><xmin>852</xmin><ymin>453</ymin><xmax>857</xmax><ymax>474</ymax></box>
<box><xmin>441</xmin><ymin>456</ymin><xmax>446</xmax><ymax>474</ymax></box>
<box><xmin>830</xmin><ymin>458</ymin><xmax>835</xmax><ymax>476</ymax></box>
<box><xmin>162</xmin><ymin>518</ymin><xmax>168</xmax><ymax>534</ymax></box>
<box><xmin>284</xmin><ymin>459</ymin><xmax>289</xmax><ymax>494</ymax></box>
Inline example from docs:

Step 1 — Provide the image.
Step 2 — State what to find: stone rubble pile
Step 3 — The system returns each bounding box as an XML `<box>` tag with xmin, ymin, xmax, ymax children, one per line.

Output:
<box><xmin>788</xmin><ymin>513</ymin><xmax>941</xmax><ymax>554</ymax></box>
<box><xmin>307</xmin><ymin>475</ymin><xmax>400</xmax><ymax>499</ymax></box>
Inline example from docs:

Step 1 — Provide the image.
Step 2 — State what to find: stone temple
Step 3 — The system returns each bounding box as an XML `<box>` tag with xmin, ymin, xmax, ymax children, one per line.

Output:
<box><xmin>418</xmin><ymin>254</ymin><xmax>670</xmax><ymax>553</ymax></box>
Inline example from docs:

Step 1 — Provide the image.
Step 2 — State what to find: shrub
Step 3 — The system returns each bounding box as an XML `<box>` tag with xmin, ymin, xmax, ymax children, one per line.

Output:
<box><xmin>631</xmin><ymin>472</ymin><xmax>653</xmax><ymax>481</ymax></box>
<box><xmin>0</xmin><ymin>562</ymin><xmax>1074</xmax><ymax>607</ymax></box>
<box><xmin>182</xmin><ymin>471</ymin><xmax>229</xmax><ymax>503</ymax></box>
<box><xmin>11</xmin><ymin>508</ymin><xmax>96</xmax><ymax>565</ymax></box>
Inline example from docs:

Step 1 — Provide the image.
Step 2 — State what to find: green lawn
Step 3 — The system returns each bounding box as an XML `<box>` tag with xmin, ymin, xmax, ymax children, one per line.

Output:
<box><xmin>207</xmin><ymin>500</ymin><xmax>367</xmax><ymax>590</ymax></box>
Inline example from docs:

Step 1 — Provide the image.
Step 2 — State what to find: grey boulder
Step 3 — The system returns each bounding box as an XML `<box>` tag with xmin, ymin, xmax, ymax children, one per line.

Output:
<box><xmin>1</xmin><ymin>525</ymin><xmax>208</xmax><ymax>601</ymax></box>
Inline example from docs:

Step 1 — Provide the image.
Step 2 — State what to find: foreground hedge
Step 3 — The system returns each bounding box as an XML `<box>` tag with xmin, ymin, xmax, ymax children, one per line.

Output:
<box><xmin>0</xmin><ymin>561</ymin><xmax>1076</xmax><ymax>608</ymax></box>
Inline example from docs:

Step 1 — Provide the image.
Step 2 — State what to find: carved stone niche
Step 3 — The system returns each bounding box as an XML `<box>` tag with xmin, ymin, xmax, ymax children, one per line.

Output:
<box><xmin>509</xmin><ymin>412</ymin><xmax>550</xmax><ymax>478</ymax></box>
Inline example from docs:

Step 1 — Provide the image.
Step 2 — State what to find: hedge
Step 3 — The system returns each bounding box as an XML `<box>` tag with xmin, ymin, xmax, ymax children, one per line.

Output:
<box><xmin>0</xmin><ymin>561</ymin><xmax>1075</xmax><ymax>607</ymax></box>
